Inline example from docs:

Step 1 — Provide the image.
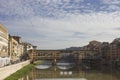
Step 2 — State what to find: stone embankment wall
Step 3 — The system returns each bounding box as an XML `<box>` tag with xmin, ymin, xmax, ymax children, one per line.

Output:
<box><xmin>0</xmin><ymin>60</ymin><xmax>30</xmax><ymax>80</ymax></box>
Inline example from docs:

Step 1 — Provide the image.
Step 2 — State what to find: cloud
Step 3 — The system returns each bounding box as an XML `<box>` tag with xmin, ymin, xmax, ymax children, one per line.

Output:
<box><xmin>108</xmin><ymin>5</ymin><xmax>120</xmax><ymax>10</ymax></box>
<box><xmin>0</xmin><ymin>0</ymin><xmax>111</xmax><ymax>20</ymax></box>
<box><xmin>2</xmin><ymin>11</ymin><xmax>120</xmax><ymax>49</ymax></box>
<box><xmin>0</xmin><ymin>0</ymin><xmax>119</xmax><ymax>22</ymax></box>
<box><xmin>100</xmin><ymin>0</ymin><xmax>120</xmax><ymax>12</ymax></box>
<box><xmin>0</xmin><ymin>0</ymin><xmax>35</xmax><ymax>20</ymax></box>
<box><xmin>102</xmin><ymin>0</ymin><xmax>120</xmax><ymax>4</ymax></box>
<box><xmin>0</xmin><ymin>0</ymin><xmax>120</xmax><ymax>49</ymax></box>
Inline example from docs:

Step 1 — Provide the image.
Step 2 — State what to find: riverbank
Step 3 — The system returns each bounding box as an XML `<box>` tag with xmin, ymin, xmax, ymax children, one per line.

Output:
<box><xmin>4</xmin><ymin>60</ymin><xmax>42</xmax><ymax>80</ymax></box>
<box><xmin>0</xmin><ymin>60</ymin><xmax>30</xmax><ymax>80</ymax></box>
<box><xmin>4</xmin><ymin>64</ymin><xmax>34</xmax><ymax>80</ymax></box>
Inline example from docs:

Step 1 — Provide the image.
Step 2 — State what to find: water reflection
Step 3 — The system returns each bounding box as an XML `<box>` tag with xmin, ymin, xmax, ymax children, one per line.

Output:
<box><xmin>35</xmin><ymin>61</ymin><xmax>52</xmax><ymax>69</ymax></box>
<box><xmin>60</xmin><ymin>71</ymin><xmax>72</xmax><ymax>75</ymax></box>
<box><xmin>34</xmin><ymin>78</ymin><xmax>87</xmax><ymax>80</ymax></box>
<box><xmin>18</xmin><ymin>75</ymin><xmax>29</xmax><ymax>80</ymax></box>
<box><xmin>19</xmin><ymin>64</ymin><xmax>120</xmax><ymax>80</ymax></box>
<box><xmin>56</xmin><ymin>62</ymin><xmax>75</xmax><ymax>70</ymax></box>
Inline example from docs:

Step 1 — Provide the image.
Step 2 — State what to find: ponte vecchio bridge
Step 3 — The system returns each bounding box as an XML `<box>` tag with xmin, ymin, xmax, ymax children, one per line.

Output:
<box><xmin>28</xmin><ymin>49</ymin><xmax>98</xmax><ymax>64</ymax></box>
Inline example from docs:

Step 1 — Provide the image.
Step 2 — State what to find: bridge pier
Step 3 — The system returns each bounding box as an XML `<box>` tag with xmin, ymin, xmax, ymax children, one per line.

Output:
<box><xmin>52</xmin><ymin>59</ymin><xmax>57</xmax><ymax>66</ymax></box>
<box><xmin>30</xmin><ymin>59</ymin><xmax>34</xmax><ymax>64</ymax></box>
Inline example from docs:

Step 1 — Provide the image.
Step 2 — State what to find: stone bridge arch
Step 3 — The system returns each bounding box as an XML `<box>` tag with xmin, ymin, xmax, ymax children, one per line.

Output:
<box><xmin>28</xmin><ymin>50</ymin><xmax>98</xmax><ymax>64</ymax></box>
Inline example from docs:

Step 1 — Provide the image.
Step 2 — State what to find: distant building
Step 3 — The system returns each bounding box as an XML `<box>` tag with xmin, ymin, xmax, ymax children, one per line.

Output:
<box><xmin>23</xmin><ymin>42</ymin><xmax>36</xmax><ymax>53</ymax></box>
<box><xmin>66</xmin><ymin>47</ymin><xmax>81</xmax><ymax>50</ymax></box>
<box><xmin>109</xmin><ymin>38</ymin><xmax>120</xmax><ymax>60</ymax></box>
<box><xmin>81</xmin><ymin>40</ymin><xmax>101</xmax><ymax>51</ymax></box>
<box><xmin>0</xmin><ymin>24</ymin><xmax>8</xmax><ymax>57</ymax></box>
<box><xmin>9</xmin><ymin>35</ymin><xmax>19</xmax><ymax>62</ymax></box>
<box><xmin>80</xmin><ymin>40</ymin><xmax>102</xmax><ymax>61</ymax></box>
<box><xmin>12</xmin><ymin>36</ymin><xmax>23</xmax><ymax>57</ymax></box>
<box><xmin>99</xmin><ymin>42</ymin><xmax>110</xmax><ymax>60</ymax></box>
<box><xmin>88</xmin><ymin>40</ymin><xmax>102</xmax><ymax>50</ymax></box>
<box><xmin>8</xmin><ymin>35</ymin><xmax>24</xmax><ymax>62</ymax></box>
<box><xmin>22</xmin><ymin>42</ymin><xmax>37</xmax><ymax>60</ymax></box>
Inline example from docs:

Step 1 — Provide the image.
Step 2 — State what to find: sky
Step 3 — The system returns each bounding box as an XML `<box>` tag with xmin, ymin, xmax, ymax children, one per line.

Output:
<box><xmin>0</xmin><ymin>0</ymin><xmax>120</xmax><ymax>49</ymax></box>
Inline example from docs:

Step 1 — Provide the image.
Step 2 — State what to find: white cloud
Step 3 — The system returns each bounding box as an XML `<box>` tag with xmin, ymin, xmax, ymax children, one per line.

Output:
<box><xmin>1</xmin><ymin>0</ymin><xmax>120</xmax><ymax>49</ymax></box>
<box><xmin>3</xmin><ymin>11</ymin><xmax>120</xmax><ymax>49</ymax></box>
<box><xmin>108</xmin><ymin>5</ymin><xmax>120</xmax><ymax>10</ymax></box>
<box><xmin>102</xmin><ymin>0</ymin><xmax>120</xmax><ymax>4</ymax></box>
<box><xmin>0</xmin><ymin>0</ymin><xmax>34</xmax><ymax>17</ymax></box>
<box><xmin>0</xmin><ymin>0</ymin><xmax>87</xmax><ymax>20</ymax></box>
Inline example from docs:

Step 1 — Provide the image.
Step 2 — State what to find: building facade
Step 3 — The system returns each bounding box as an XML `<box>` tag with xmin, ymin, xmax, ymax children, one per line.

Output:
<box><xmin>12</xmin><ymin>36</ymin><xmax>23</xmax><ymax>58</ymax></box>
<box><xmin>109</xmin><ymin>38</ymin><xmax>120</xmax><ymax>60</ymax></box>
<box><xmin>9</xmin><ymin>35</ymin><xmax>18</xmax><ymax>62</ymax></box>
<box><xmin>0</xmin><ymin>24</ymin><xmax>8</xmax><ymax>57</ymax></box>
<box><xmin>99</xmin><ymin>42</ymin><xmax>110</xmax><ymax>60</ymax></box>
<box><xmin>8</xmin><ymin>36</ymin><xmax>24</xmax><ymax>63</ymax></box>
<box><xmin>23</xmin><ymin>42</ymin><xmax>36</xmax><ymax>53</ymax></box>
<box><xmin>22</xmin><ymin>42</ymin><xmax>37</xmax><ymax>60</ymax></box>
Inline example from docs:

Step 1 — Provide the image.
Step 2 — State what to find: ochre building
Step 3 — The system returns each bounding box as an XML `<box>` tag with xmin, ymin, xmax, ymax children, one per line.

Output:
<box><xmin>0</xmin><ymin>24</ymin><xmax>8</xmax><ymax>57</ymax></box>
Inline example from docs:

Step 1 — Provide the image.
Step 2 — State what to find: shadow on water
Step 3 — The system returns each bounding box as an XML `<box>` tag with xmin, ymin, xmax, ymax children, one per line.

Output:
<box><xmin>19</xmin><ymin>53</ymin><xmax>120</xmax><ymax>80</ymax></box>
<box><xmin>35</xmin><ymin>60</ymin><xmax>52</xmax><ymax>69</ymax></box>
<box><xmin>19</xmin><ymin>62</ymin><xmax>120</xmax><ymax>80</ymax></box>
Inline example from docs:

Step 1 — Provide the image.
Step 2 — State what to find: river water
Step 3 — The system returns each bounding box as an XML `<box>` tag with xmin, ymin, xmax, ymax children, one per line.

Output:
<box><xmin>18</xmin><ymin>64</ymin><xmax>120</xmax><ymax>80</ymax></box>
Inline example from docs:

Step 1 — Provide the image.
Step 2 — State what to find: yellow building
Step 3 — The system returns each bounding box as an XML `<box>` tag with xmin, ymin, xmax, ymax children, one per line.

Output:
<box><xmin>12</xmin><ymin>36</ymin><xmax>23</xmax><ymax>58</ymax></box>
<box><xmin>0</xmin><ymin>24</ymin><xmax>8</xmax><ymax>57</ymax></box>
<box><xmin>21</xmin><ymin>42</ymin><xmax>37</xmax><ymax>60</ymax></box>
<box><xmin>9</xmin><ymin>35</ymin><xmax>24</xmax><ymax>63</ymax></box>
<box><xmin>9</xmin><ymin>35</ymin><xmax>19</xmax><ymax>62</ymax></box>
